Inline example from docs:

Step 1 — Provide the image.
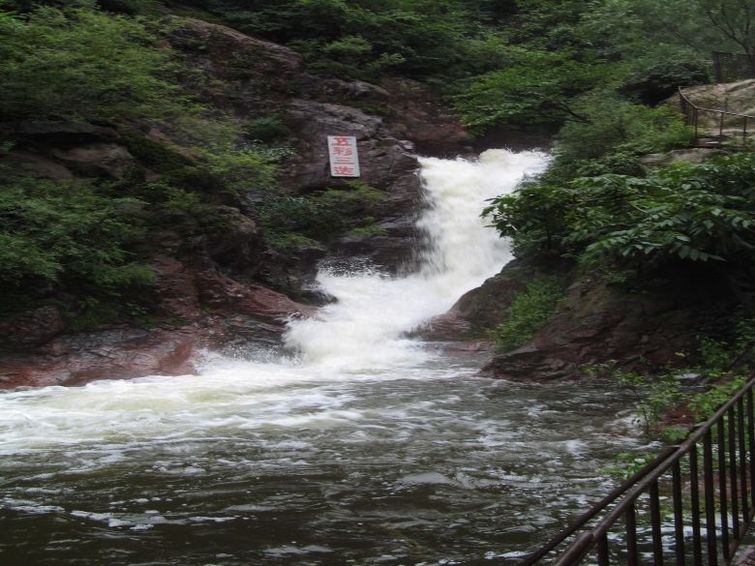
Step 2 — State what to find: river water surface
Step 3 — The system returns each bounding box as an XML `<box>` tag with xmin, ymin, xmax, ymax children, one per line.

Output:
<box><xmin>0</xmin><ymin>151</ymin><xmax>648</xmax><ymax>565</ymax></box>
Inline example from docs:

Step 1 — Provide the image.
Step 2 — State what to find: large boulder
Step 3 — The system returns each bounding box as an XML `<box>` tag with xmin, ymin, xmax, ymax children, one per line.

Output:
<box><xmin>0</xmin><ymin>328</ymin><xmax>198</xmax><ymax>389</ymax></box>
<box><xmin>0</xmin><ymin>306</ymin><xmax>66</xmax><ymax>351</ymax></box>
<box><xmin>418</xmin><ymin>259</ymin><xmax>554</xmax><ymax>340</ymax></box>
<box><xmin>0</xmin><ymin>121</ymin><xmax>135</xmax><ymax>179</ymax></box>
<box><xmin>481</xmin><ymin>270</ymin><xmax>735</xmax><ymax>381</ymax></box>
<box><xmin>168</xmin><ymin>17</ymin><xmax>302</xmax><ymax>113</ymax></box>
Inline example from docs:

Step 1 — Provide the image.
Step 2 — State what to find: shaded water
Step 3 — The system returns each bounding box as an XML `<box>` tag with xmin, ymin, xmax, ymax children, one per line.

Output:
<box><xmin>0</xmin><ymin>151</ymin><xmax>646</xmax><ymax>565</ymax></box>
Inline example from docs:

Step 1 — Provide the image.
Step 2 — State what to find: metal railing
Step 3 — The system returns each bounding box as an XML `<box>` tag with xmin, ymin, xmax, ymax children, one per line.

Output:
<box><xmin>679</xmin><ymin>87</ymin><xmax>755</xmax><ymax>147</ymax></box>
<box><xmin>521</xmin><ymin>376</ymin><xmax>755</xmax><ymax>565</ymax></box>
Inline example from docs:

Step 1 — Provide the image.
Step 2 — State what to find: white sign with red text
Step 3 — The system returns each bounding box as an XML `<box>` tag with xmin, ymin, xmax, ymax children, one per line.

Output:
<box><xmin>327</xmin><ymin>135</ymin><xmax>361</xmax><ymax>177</ymax></box>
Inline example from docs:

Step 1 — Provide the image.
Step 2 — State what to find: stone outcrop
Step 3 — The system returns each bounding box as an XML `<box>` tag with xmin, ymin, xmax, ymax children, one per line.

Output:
<box><xmin>419</xmin><ymin>260</ymin><xmax>539</xmax><ymax>340</ymax></box>
<box><xmin>479</xmin><ymin>266</ymin><xmax>736</xmax><ymax>381</ymax></box>
<box><xmin>283</xmin><ymin>98</ymin><xmax>424</xmax><ymax>270</ymax></box>
<box><xmin>0</xmin><ymin>256</ymin><xmax>314</xmax><ymax>389</ymax></box>
<box><xmin>0</xmin><ymin>328</ymin><xmax>199</xmax><ymax>389</ymax></box>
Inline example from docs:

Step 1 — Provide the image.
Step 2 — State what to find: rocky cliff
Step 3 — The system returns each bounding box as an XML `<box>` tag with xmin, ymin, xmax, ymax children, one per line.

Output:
<box><xmin>0</xmin><ymin>17</ymin><xmax>470</xmax><ymax>388</ymax></box>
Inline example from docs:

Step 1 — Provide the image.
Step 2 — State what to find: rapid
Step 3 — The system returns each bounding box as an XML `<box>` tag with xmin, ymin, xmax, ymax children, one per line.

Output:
<box><xmin>0</xmin><ymin>150</ymin><xmax>647</xmax><ymax>565</ymax></box>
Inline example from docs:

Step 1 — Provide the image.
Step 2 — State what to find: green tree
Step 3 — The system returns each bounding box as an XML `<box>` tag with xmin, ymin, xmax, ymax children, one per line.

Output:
<box><xmin>0</xmin><ymin>7</ymin><xmax>194</xmax><ymax>122</ymax></box>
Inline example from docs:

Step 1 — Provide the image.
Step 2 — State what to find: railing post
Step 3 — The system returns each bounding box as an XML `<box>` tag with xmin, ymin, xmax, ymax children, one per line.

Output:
<box><xmin>672</xmin><ymin>460</ymin><xmax>686</xmax><ymax>566</ymax></box>
<box><xmin>738</xmin><ymin>396</ymin><xmax>749</xmax><ymax>525</ymax></box>
<box><xmin>719</xmin><ymin>111</ymin><xmax>725</xmax><ymax>146</ymax></box>
<box><xmin>717</xmin><ymin>421</ymin><xmax>730</xmax><ymax>560</ymax></box>
<box><xmin>744</xmin><ymin>115</ymin><xmax>749</xmax><ymax>145</ymax></box>
<box><xmin>691</xmin><ymin>444</ymin><xmax>704</xmax><ymax>566</ymax></box>
<box><xmin>748</xmin><ymin>388</ymin><xmax>755</xmax><ymax>511</ymax></box>
<box><xmin>626</xmin><ymin>502</ymin><xmax>639</xmax><ymax>566</ymax></box>
<box><xmin>694</xmin><ymin>107</ymin><xmax>699</xmax><ymax>143</ymax></box>
<box><xmin>540</xmin><ymin>379</ymin><xmax>755</xmax><ymax>566</ymax></box>
<box><xmin>704</xmin><ymin>429</ymin><xmax>719</xmax><ymax>565</ymax></box>
<box><xmin>650</xmin><ymin>481</ymin><xmax>665</xmax><ymax>565</ymax></box>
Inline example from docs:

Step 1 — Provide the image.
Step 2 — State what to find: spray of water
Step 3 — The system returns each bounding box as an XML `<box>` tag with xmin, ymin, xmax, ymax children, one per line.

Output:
<box><xmin>284</xmin><ymin>149</ymin><xmax>549</xmax><ymax>371</ymax></box>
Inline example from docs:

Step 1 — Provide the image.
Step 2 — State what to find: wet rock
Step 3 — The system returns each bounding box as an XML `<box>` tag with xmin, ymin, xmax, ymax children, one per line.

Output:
<box><xmin>0</xmin><ymin>151</ymin><xmax>74</xmax><ymax>179</ymax></box>
<box><xmin>204</xmin><ymin>205</ymin><xmax>264</xmax><ymax>274</ymax></box>
<box><xmin>379</xmin><ymin>78</ymin><xmax>472</xmax><ymax>156</ymax></box>
<box><xmin>195</xmin><ymin>269</ymin><xmax>316</xmax><ymax>325</ymax></box>
<box><xmin>0</xmin><ymin>328</ymin><xmax>198</xmax><ymax>389</ymax></box>
<box><xmin>151</xmin><ymin>255</ymin><xmax>202</xmax><ymax>321</ymax></box>
<box><xmin>418</xmin><ymin>259</ymin><xmax>548</xmax><ymax>340</ymax></box>
<box><xmin>0</xmin><ymin>306</ymin><xmax>66</xmax><ymax>351</ymax></box>
<box><xmin>0</xmin><ymin>121</ymin><xmax>119</xmax><ymax>144</ymax></box>
<box><xmin>481</xmin><ymin>272</ymin><xmax>734</xmax><ymax>381</ymax></box>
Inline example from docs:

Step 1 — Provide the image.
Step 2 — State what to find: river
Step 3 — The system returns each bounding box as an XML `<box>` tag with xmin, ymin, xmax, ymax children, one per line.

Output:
<box><xmin>0</xmin><ymin>150</ymin><xmax>648</xmax><ymax>565</ymax></box>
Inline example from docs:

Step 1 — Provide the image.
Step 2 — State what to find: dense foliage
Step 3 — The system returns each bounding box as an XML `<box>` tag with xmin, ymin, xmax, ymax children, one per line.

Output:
<box><xmin>489</xmin><ymin>276</ymin><xmax>564</xmax><ymax>352</ymax></box>
<box><xmin>0</xmin><ymin>7</ymin><xmax>191</xmax><ymax>123</ymax></box>
<box><xmin>486</xmin><ymin>153</ymin><xmax>755</xmax><ymax>269</ymax></box>
<box><xmin>0</xmin><ymin>3</ymin><xmax>284</xmax><ymax>324</ymax></box>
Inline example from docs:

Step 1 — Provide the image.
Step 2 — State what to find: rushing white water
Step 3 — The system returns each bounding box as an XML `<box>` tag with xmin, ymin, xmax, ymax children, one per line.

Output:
<box><xmin>284</xmin><ymin>149</ymin><xmax>549</xmax><ymax>371</ymax></box>
<box><xmin>0</xmin><ymin>149</ymin><xmax>549</xmax><ymax>453</ymax></box>
<box><xmin>0</xmin><ymin>149</ymin><xmax>649</xmax><ymax>566</ymax></box>
<box><xmin>0</xmin><ymin>149</ymin><xmax>548</xmax><ymax>451</ymax></box>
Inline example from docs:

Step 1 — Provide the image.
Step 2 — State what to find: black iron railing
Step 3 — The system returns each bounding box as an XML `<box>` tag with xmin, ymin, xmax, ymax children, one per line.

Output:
<box><xmin>679</xmin><ymin>87</ymin><xmax>755</xmax><ymax>147</ymax></box>
<box><xmin>521</xmin><ymin>376</ymin><xmax>755</xmax><ymax>565</ymax></box>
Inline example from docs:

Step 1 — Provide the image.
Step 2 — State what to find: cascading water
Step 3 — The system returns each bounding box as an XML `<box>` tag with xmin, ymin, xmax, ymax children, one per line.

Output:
<box><xmin>0</xmin><ymin>150</ymin><xmax>645</xmax><ymax>566</ymax></box>
<box><xmin>284</xmin><ymin>149</ymin><xmax>548</xmax><ymax>371</ymax></box>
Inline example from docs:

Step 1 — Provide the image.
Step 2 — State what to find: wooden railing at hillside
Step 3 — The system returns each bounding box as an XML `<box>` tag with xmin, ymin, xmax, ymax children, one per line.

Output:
<box><xmin>679</xmin><ymin>87</ymin><xmax>755</xmax><ymax>147</ymax></box>
<box><xmin>519</xmin><ymin>377</ymin><xmax>755</xmax><ymax>565</ymax></box>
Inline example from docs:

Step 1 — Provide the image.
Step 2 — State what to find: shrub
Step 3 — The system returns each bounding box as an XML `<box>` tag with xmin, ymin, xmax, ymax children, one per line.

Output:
<box><xmin>487</xmin><ymin>150</ymin><xmax>755</xmax><ymax>269</ymax></box>
<box><xmin>0</xmin><ymin>7</ymin><xmax>196</xmax><ymax>123</ymax></box>
<box><xmin>489</xmin><ymin>277</ymin><xmax>565</xmax><ymax>352</ymax></box>
<box><xmin>0</xmin><ymin>176</ymin><xmax>154</xmax><ymax>312</ymax></box>
<box><xmin>245</xmin><ymin>114</ymin><xmax>291</xmax><ymax>142</ymax></box>
<box><xmin>257</xmin><ymin>182</ymin><xmax>385</xmax><ymax>249</ymax></box>
<box><xmin>555</xmin><ymin>93</ymin><xmax>694</xmax><ymax>160</ymax></box>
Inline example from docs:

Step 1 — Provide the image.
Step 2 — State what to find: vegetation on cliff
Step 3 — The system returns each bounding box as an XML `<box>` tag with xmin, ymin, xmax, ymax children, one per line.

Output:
<box><xmin>0</xmin><ymin>5</ymin><xmax>290</xmax><ymax>327</ymax></box>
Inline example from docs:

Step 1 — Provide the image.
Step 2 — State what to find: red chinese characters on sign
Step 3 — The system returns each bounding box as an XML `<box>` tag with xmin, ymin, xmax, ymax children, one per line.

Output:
<box><xmin>327</xmin><ymin>136</ymin><xmax>361</xmax><ymax>177</ymax></box>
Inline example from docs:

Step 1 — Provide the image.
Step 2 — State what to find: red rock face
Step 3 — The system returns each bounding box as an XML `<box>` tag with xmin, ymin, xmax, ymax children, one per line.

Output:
<box><xmin>0</xmin><ymin>329</ymin><xmax>199</xmax><ymax>389</ymax></box>
<box><xmin>0</xmin><ymin>257</ymin><xmax>316</xmax><ymax>390</ymax></box>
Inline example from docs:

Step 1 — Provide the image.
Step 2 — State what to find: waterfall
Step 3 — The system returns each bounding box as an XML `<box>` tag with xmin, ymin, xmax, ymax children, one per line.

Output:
<box><xmin>284</xmin><ymin>149</ymin><xmax>548</xmax><ymax>371</ymax></box>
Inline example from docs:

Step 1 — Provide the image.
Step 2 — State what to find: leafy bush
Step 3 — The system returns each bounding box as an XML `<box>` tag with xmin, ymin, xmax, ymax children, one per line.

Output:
<box><xmin>0</xmin><ymin>7</ymin><xmax>195</xmax><ymax>123</ymax></box>
<box><xmin>245</xmin><ymin>114</ymin><xmax>291</xmax><ymax>142</ymax></box>
<box><xmin>489</xmin><ymin>277</ymin><xmax>565</xmax><ymax>352</ymax></box>
<box><xmin>483</xmin><ymin>182</ymin><xmax>574</xmax><ymax>257</ymax></box>
<box><xmin>555</xmin><ymin>94</ymin><xmax>693</xmax><ymax>160</ymax></box>
<box><xmin>577</xmin><ymin>156</ymin><xmax>755</xmax><ymax>267</ymax></box>
<box><xmin>454</xmin><ymin>49</ymin><xmax>607</xmax><ymax>130</ymax></box>
<box><xmin>0</xmin><ymin>176</ymin><xmax>153</xmax><ymax>308</ymax></box>
<box><xmin>258</xmin><ymin>182</ymin><xmax>385</xmax><ymax>251</ymax></box>
<box><xmin>486</xmin><ymin>153</ymin><xmax>755</xmax><ymax>271</ymax></box>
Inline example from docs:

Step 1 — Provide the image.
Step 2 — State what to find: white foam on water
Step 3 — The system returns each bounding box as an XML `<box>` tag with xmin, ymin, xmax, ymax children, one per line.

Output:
<box><xmin>0</xmin><ymin>149</ymin><xmax>548</xmax><ymax>452</ymax></box>
<box><xmin>284</xmin><ymin>149</ymin><xmax>549</xmax><ymax>371</ymax></box>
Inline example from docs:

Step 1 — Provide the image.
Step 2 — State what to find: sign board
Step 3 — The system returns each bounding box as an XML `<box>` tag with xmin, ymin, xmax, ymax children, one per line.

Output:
<box><xmin>327</xmin><ymin>135</ymin><xmax>361</xmax><ymax>177</ymax></box>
